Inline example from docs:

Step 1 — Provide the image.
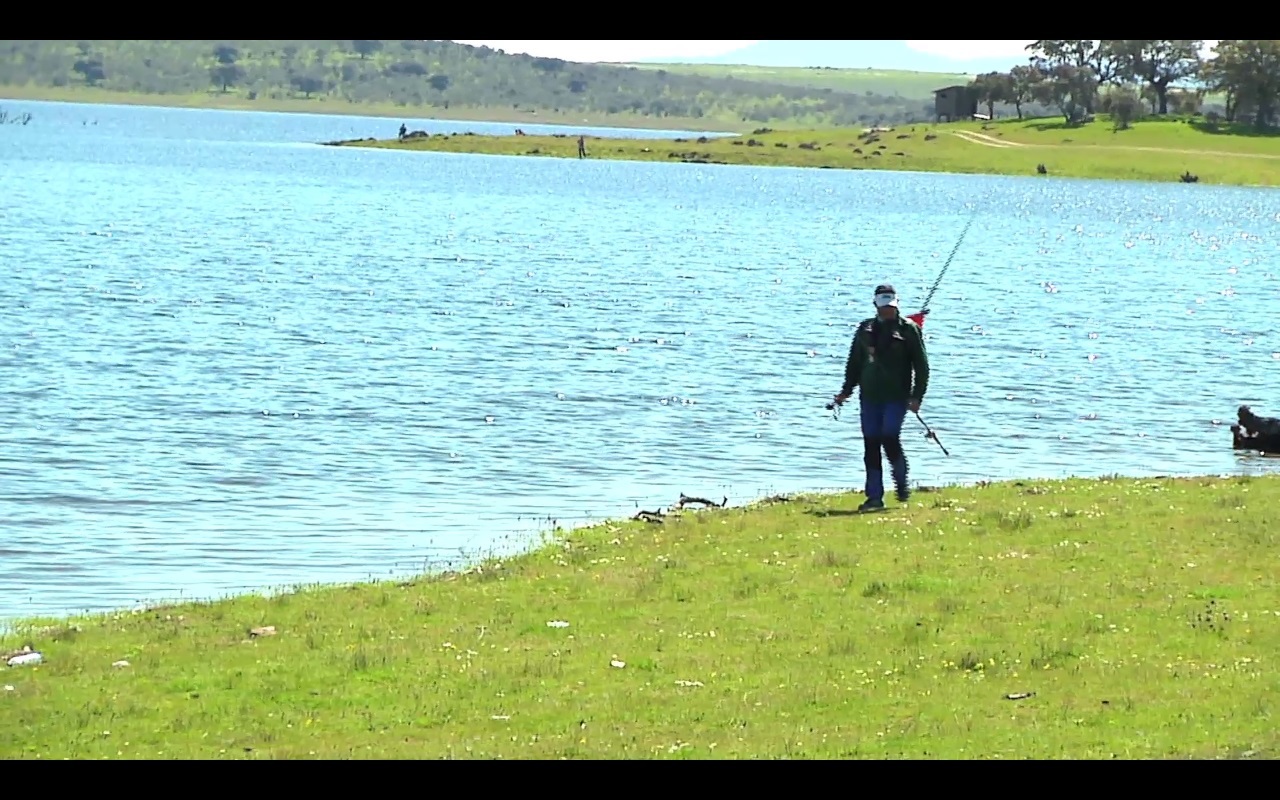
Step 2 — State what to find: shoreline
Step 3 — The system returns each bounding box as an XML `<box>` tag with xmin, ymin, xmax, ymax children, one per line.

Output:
<box><xmin>0</xmin><ymin>85</ymin><xmax>749</xmax><ymax>135</ymax></box>
<box><xmin>2</xmin><ymin>467</ymin><xmax>1271</xmax><ymax>631</ymax></box>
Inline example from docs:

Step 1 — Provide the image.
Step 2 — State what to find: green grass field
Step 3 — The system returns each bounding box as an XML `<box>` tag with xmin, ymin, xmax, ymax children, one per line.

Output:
<box><xmin>2</xmin><ymin>473</ymin><xmax>1277</xmax><ymax>759</ymax></box>
<box><xmin>0</xmin><ymin>84</ymin><xmax>744</xmax><ymax>133</ymax></box>
<box><xmin>623</xmin><ymin>63</ymin><xmax>973</xmax><ymax>98</ymax></box>
<box><xmin>333</xmin><ymin>114</ymin><xmax>1280</xmax><ymax>187</ymax></box>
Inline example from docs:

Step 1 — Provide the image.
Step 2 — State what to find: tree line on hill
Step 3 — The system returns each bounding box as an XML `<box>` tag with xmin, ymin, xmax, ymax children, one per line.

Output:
<box><xmin>0</xmin><ymin>39</ymin><xmax>1039</xmax><ymax>128</ymax></box>
<box><xmin>965</xmin><ymin>40</ymin><xmax>1279</xmax><ymax>129</ymax></box>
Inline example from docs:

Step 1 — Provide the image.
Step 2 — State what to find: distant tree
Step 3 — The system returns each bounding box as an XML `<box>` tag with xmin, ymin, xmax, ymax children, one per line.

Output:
<box><xmin>1114</xmin><ymin>40</ymin><xmax>1203</xmax><ymax>114</ymax></box>
<box><xmin>1200</xmin><ymin>47</ymin><xmax>1239</xmax><ymax>121</ymax></box>
<box><xmin>352</xmin><ymin>40</ymin><xmax>382</xmax><ymax>60</ymax></box>
<box><xmin>213</xmin><ymin>45</ymin><xmax>238</xmax><ymax>65</ymax></box>
<box><xmin>1201</xmin><ymin>40</ymin><xmax>1280</xmax><ymax>129</ymax></box>
<box><xmin>532</xmin><ymin>57</ymin><xmax>565</xmax><ymax>72</ymax></box>
<box><xmin>1026</xmin><ymin>40</ymin><xmax>1127</xmax><ymax>111</ymax></box>
<box><xmin>73</xmin><ymin>56</ymin><xmax>105</xmax><ymax>86</ymax></box>
<box><xmin>429</xmin><ymin>74</ymin><xmax>450</xmax><ymax>91</ymax></box>
<box><xmin>208</xmin><ymin>44</ymin><xmax>241</xmax><ymax>92</ymax></box>
<box><xmin>387</xmin><ymin>61</ymin><xmax>427</xmax><ymax>77</ymax></box>
<box><xmin>1104</xmin><ymin>85</ymin><xmax>1142</xmax><ymax>129</ymax></box>
<box><xmin>972</xmin><ymin>71</ymin><xmax>1013</xmax><ymax>118</ymax></box>
<box><xmin>1008</xmin><ymin>64</ymin><xmax>1042</xmax><ymax>118</ymax></box>
<box><xmin>1032</xmin><ymin>63</ymin><xmax>1098</xmax><ymax>124</ymax></box>
<box><xmin>210</xmin><ymin>63</ymin><xmax>243</xmax><ymax>92</ymax></box>
<box><xmin>290</xmin><ymin>74</ymin><xmax>326</xmax><ymax>98</ymax></box>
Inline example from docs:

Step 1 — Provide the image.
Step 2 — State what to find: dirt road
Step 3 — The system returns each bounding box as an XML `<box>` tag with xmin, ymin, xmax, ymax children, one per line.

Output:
<box><xmin>950</xmin><ymin>128</ymin><xmax>1280</xmax><ymax>160</ymax></box>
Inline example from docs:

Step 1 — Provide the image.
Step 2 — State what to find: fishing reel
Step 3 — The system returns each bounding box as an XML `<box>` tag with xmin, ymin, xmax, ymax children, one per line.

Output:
<box><xmin>916</xmin><ymin>412</ymin><xmax>950</xmax><ymax>456</ymax></box>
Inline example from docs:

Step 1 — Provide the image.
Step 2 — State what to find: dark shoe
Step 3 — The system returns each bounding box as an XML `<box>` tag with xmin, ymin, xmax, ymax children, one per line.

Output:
<box><xmin>858</xmin><ymin>498</ymin><xmax>885</xmax><ymax>513</ymax></box>
<box><xmin>896</xmin><ymin>485</ymin><xmax>910</xmax><ymax>503</ymax></box>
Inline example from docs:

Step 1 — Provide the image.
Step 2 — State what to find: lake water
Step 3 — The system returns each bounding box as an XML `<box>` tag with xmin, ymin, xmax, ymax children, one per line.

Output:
<box><xmin>2</xmin><ymin>98</ymin><xmax>1278</xmax><ymax>624</ymax></box>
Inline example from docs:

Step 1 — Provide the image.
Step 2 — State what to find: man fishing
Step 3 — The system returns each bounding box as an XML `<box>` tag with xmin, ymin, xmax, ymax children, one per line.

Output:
<box><xmin>831</xmin><ymin>283</ymin><xmax>930</xmax><ymax>512</ymax></box>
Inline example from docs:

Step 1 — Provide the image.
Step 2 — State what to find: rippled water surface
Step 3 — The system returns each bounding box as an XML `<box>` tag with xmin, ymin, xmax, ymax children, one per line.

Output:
<box><xmin>2</xmin><ymin>99</ymin><xmax>1278</xmax><ymax>622</ymax></box>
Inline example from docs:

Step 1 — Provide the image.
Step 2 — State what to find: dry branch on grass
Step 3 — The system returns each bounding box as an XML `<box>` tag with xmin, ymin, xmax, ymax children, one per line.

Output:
<box><xmin>674</xmin><ymin>493</ymin><xmax>727</xmax><ymax>510</ymax></box>
<box><xmin>632</xmin><ymin>493</ymin><xmax>729</xmax><ymax>523</ymax></box>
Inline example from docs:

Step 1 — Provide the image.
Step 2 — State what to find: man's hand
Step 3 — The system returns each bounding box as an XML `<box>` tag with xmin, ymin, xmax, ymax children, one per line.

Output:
<box><xmin>908</xmin><ymin>399</ymin><xmax>921</xmax><ymax>413</ymax></box>
<box><xmin>833</xmin><ymin>392</ymin><xmax>850</xmax><ymax>406</ymax></box>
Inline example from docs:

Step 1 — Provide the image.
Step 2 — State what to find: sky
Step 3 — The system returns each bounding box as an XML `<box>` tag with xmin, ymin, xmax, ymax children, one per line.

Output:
<box><xmin>451</xmin><ymin>40</ymin><xmax>1220</xmax><ymax>71</ymax></box>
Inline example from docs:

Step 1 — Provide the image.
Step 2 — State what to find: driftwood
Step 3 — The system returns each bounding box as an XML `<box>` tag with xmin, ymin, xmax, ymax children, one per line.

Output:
<box><xmin>632</xmin><ymin>493</ymin><xmax>728</xmax><ymax>523</ymax></box>
<box><xmin>674</xmin><ymin>493</ymin><xmax>727</xmax><ymax>510</ymax></box>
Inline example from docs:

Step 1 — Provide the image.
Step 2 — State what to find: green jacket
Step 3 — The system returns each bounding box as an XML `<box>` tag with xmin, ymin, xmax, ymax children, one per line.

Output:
<box><xmin>841</xmin><ymin>313</ymin><xmax>929</xmax><ymax>403</ymax></box>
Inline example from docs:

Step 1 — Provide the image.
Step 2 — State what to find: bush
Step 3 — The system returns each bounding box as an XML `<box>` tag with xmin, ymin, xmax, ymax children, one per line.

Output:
<box><xmin>1103</xmin><ymin>85</ymin><xmax>1142</xmax><ymax>130</ymax></box>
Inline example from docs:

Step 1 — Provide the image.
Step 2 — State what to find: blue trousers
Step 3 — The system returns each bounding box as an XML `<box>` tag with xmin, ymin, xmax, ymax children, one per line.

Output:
<box><xmin>860</xmin><ymin>398</ymin><xmax>909</xmax><ymax>502</ymax></box>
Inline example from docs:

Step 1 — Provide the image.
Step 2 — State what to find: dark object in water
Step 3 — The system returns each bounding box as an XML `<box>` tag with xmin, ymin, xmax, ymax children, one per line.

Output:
<box><xmin>1230</xmin><ymin>405</ymin><xmax>1280</xmax><ymax>454</ymax></box>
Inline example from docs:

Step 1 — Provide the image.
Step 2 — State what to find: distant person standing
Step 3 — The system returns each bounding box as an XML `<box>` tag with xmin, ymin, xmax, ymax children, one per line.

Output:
<box><xmin>830</xmin><ymin>283</ymin><xmax>930</xmax><ymax>512</ymax></box>
<box><xmin>399</xmin><ymin>123</ymin><xmax>407</xmax><ymax>139</ymax></box>
<box><xmin>577</xmin><ymin>135</ymin><xmax>586</xmax><ymax>158</ymax></box>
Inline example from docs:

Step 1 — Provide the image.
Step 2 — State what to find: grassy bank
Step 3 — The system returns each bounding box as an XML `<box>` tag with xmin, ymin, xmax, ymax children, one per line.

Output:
<box><xmin>0</xmin><ymin>84</ymin><xmax>744</xmax><ymax>134</ymax></box>
<box><xmin>333</xmin><ymin>114</ymin><xmax>1280</xmax><ymax>187</ymax></box>
<box><xmin>3</xmin><ymin>473</ymin><xmax>1278</xmax><ymax>759</ymax></box>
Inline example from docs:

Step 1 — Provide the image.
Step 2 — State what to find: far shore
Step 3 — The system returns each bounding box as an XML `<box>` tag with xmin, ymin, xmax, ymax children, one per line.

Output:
<box><xmin>323</xmin><ymin>114</ymin><xmax>1280</xmax><ymax>188</ymax></box>
<box><xmin>12</xmin><ymin>86</ymin><xmax>1271</xmax><ymax>188</ymax></box>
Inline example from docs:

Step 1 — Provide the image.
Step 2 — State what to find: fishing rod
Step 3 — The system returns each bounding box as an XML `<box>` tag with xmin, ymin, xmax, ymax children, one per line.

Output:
<box><xmin>915</xmin><ymin>410</ymin><xmax>949</xmax><ymax>456</ymax></box>
<box><xmin>913</xmin><ymin>205</ymin><xmax>978</xmax><ymax>324</ymax></box>
<box><xmin>824</xmin><ymin>208</ymin><xmax>977</xmax><ymax>456</ymax></box>
<box><xmin>823</xmin><ymin>402</ymin><xmax>950</xmax><ymax>456</ymax></box>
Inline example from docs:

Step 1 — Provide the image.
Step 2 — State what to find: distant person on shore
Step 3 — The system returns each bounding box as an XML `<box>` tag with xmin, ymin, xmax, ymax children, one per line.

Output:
<box><xmin>830</xmin><ymin>283</ymin><xmax>930</xmax><ymax>512</ymax></box>
<box><xmin>399</xmin><ymin>123</ymin><xmax>407</xmax><ymax>139</ymax></box>
<box><xmin>577</xmin><ymin>135</ymin><xmax>586</xmax><ymax>158</ymax></box>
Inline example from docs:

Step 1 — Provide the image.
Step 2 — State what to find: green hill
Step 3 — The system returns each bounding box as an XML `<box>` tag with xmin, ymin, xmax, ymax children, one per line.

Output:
<box><xmin>624</xmin><ymin>63</ymin><xmax>975</xmax><ymax>99</ymax></box>
<box><xmin>0</xmin><ymin>40</ymin><xmax>956</xmax><ymax>131</ymax></box>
